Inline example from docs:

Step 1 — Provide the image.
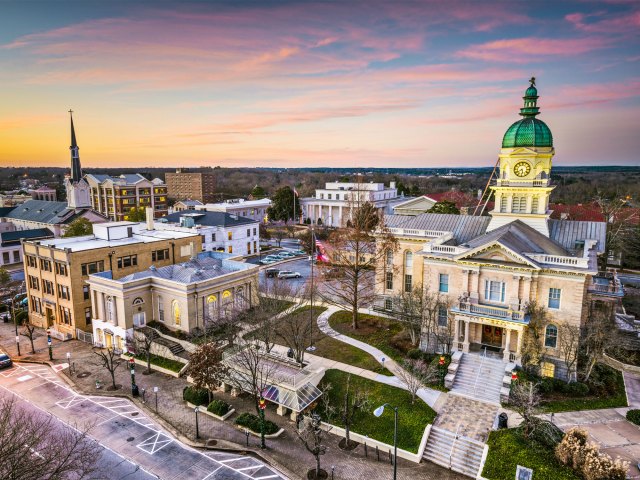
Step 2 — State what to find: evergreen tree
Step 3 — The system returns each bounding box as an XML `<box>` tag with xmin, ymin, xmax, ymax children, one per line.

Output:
<box><xmin>267</xmin><ymin>186</ymin><xmax>299</xmax><ymax>223</ymax></box>
<box><xmin>427</xmin><ymin>200</ymin><xmax>460</xmax><ymax>214</ymax></box>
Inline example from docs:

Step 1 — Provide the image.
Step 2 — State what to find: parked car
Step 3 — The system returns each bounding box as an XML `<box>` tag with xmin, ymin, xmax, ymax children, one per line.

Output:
<box><xmin>0</xmin><ymin>350</ymin><xmax>12</xmax><ymax>369</ymax></box>
<box><xmin>263</xmin><ymin>255</ymin><xmax>281</xmax><ymax>261</ymax></box>
<box><xmin>290</xmin><ymin>249</ymin><xmax>306</xmax><ymax>256</ymax></box>
<box><xmin>278</xmin><ymin>251</ymin><xmax>296</xmax><ymax>258</ymax></box>
<box><xmin>277</xmin><ymin>271</ymin><xmax>302</xmax><ymax>279</ymax></box>
<box><xmin>265</xmin><ymin>268</ymin><xmax>280</xmax><ymax>278</ymax></box>
<box><xmin>259</xmin><ymin>258</ymin><xmax>276</xmax><ymax>265</ymax></box>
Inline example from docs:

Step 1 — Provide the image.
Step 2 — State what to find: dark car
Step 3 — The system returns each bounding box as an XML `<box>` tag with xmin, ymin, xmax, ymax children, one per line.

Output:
<box><xmin>0</xmin><ymin>351</ymin><xmax>12</xmax><ymax>369</ymax></box>
<box><xmin>265</xmin><ymin>268</ymin><xmax>280</xmax><ymax>278</ymax></box>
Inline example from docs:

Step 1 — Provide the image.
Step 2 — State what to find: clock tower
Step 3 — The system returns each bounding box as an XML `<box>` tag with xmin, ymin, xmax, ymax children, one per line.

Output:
<box><xmin>487</xmin><ymin>78</ymin><xmax>555</xmax><ymax>236</ymax></box>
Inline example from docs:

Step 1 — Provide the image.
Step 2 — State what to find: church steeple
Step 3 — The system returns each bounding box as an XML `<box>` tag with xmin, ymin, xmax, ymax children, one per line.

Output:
<box><xmin>69</xmin><ymin>109</ymin><xmax>82</xmax><ymax>183</ymax></box>
<box><xmin>519</xmin><ymin>77</ymin><xmax>540</xmax><ymax>118</ymax></box>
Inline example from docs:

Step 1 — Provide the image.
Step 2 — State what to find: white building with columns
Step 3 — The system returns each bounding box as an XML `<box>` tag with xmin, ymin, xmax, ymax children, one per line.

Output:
<box><xmin>300</xmin><ymin>181</ymin><xmax>405</xmax><ymax>227</ymax></box>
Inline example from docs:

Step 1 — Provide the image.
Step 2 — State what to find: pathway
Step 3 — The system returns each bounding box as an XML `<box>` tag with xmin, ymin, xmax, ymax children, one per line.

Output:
<box><xmin>316</xmin><ymin>307</ymin><xmax>443</xmax><ymax>409</ymax></box>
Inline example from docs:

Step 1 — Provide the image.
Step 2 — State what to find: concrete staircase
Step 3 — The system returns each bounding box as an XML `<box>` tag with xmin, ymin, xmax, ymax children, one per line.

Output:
<box><xmin>451</xmin><ymin>353</ymin><xmax>504</xmax><ymax>404</ymax></box>
<box><xmin>423</xmin><ymin>426</ymin><xmax>486</xmax><ymax>478</ymax></box>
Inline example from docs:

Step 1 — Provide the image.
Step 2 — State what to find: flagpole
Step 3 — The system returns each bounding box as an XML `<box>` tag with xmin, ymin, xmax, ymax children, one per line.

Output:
<box><xmin>307</xmin><ymin>227</ymin><xmax>316</xmax><ymax>351</ymax></box>
<box><xmin>292</xmin><ymin>185</ymin><xmax>296</xmax><ymax>224</ymax></box>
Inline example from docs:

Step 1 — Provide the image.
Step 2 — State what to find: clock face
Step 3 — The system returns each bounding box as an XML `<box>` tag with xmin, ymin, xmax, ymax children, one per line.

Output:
<box><xmin>513</xmin><ymin>162</ymin><xmax>531</xmax><ymax>177</ymax></box>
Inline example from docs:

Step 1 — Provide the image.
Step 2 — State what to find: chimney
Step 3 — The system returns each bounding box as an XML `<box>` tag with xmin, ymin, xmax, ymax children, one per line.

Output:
<box><xmin>390</xmin><ymin>181</ymin><xmax>396</xmax><ymax>189</ymax></box>
<box><xmin>146</xmin><ymin>207</ymin><xmax>154</xmax><ymax>230</ymax></box>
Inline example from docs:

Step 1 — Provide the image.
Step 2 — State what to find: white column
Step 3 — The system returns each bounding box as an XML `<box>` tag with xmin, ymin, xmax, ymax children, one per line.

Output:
<box><xmin>338</xmin><ymin>205</ymin><xmax>343</xmax><ymax>226</ymax></box>
<box><xmin>503</xmin><ymin>328</ymin><xmax>512</xmax><ymax>362</ymax></box>
<box><xmin>453</xmin><ymin>319</ymin><xmax>460</xmax><ymax>351</ymax></box>
<box><xmin>463</xmin><ymin>320</ymin><xmax>470</xmax><ymax>353</ymax></box>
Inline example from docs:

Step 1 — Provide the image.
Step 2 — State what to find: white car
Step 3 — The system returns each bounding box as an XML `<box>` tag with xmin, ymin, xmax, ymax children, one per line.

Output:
<box><xmin>277</xmin><ymin>271</ymin><xmax>302</xmax><ymax>279</ymax></box>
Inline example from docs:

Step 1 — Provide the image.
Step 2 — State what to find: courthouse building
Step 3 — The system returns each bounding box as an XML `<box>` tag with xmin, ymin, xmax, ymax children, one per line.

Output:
<box><xmin>376</xmin><ymin>80</ymin><xmax>622</xmax><ymax>380</ymax></box>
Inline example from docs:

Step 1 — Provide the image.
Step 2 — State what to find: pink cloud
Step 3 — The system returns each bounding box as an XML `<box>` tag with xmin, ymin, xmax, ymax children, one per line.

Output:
<box><xmin>565</xmin><ymin>10</ymin><xmax>640</xmax><ymax>33</ymax></box>
<box><xmin>456</xmin><ymin>37</ymin><xmax>611</xmax><ymax>62</ymax></box>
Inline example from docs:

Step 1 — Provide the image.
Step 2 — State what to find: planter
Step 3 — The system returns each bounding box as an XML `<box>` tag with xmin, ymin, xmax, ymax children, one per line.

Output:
<box><xmin>235</xmin><ymin>424</ymin><xmax>285</xmax><ymax>439</ymax></box>
<box><xmin>186</xmin><ymin>401</ymin><xmax>235</xmax><ymax>421</ymax></box>
<box><xmin>121</xmin><ymin>354</ymin><xmax>183</xmax><ymax>378</ymax></box>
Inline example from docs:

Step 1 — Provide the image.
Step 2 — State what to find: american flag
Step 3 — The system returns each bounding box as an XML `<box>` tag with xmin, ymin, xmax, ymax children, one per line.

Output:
<box><xmin>314</xmin><ymin>238</ymin><xmax>329</xmax><ymax>262</ymax></box>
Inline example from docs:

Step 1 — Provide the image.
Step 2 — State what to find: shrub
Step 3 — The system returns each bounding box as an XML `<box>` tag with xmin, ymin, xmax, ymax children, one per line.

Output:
<box><xmin>183</xmin><ymin>386</ymin><xmax>209</xmax><ymax>406</ymax></box>
<box><xmin>207</xmin><ymin>399</ymin><xmax>231</xmax><ymax>416</ymax></box>
<box><xmin>525</xmin><ymin>418</ymin><xmax>564</xmax><ymax>449</ymax></box>
<box><xmin>235</xmin><ymin>412</ymin><xmax>279</xmax><ymax>435</ymax></box>
<box><xmin>626</xmin><ymin>409</ymin><xmax>640</xmax><ymax>425</ymax></box>
<box><xmin>407</xmin><ymin>349</ymin><xmax>422</xmax><ymax>360</ymax></box>
<box><xmin>561</xmin><ymin>382</ymin><xmax>589</xmax><ymax>397</ymax></box>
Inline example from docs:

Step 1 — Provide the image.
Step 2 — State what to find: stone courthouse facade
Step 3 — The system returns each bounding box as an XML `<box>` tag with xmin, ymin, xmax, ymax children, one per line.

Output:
<box><xmin>376</xmin><ymin>80</ymin><xmax>623</xmax><ymax>380</ymax></box>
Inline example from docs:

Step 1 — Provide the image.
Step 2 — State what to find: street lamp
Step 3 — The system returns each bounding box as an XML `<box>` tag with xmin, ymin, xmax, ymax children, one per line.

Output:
<box><xmin>153</xmin><ymin>386</ymin><xmax>159</xmax><ymax>412</ymax></box>
<box><xmin>194</xmin><ymin>405</ymin><xmax>201</xmax><ymax>439</ymax></box>
<box><xmin>15</xmin><ymin>335</ymin><xmax>20</xmax><ymax>356</ymax></box>
<box><xmin>46</xmin><ymin>329</ymin><xmax>53</xmax><ymax>360</ymax></box>
<box><xmin>129</xmin><ymin>357</ymin><xmax>138</xmax><ymax>396</ymax></box>
<box><xmin>373</xmin><ymin>403</ymin><xmax>399</xmax><ymax>480</ymax></box>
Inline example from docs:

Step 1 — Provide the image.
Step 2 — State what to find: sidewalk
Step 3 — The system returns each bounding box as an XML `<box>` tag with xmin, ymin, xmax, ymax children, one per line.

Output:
<box><xmin>0</xmin><ymin>321</ymin><xmax>463</xmax><ymax>480</ymax></box>
<box><xmin>317</xmin><ymin>307</ymin><xmax>444</xmax><ymax>409</ymax></box>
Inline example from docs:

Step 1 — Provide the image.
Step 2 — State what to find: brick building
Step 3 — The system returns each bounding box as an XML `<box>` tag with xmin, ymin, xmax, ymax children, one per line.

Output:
<box><xmin>165</xmin><ymin>168</ymin><xmax>217</xmax><ymax>203</ymax></box>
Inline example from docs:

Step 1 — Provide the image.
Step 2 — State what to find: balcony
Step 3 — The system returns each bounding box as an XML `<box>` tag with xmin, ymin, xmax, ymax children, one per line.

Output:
<box><xmin>588</xmin><ymin>275</ymin><xmax>624</xmax><ymax>298</ymax></box>
<box><xmin>451</xmin><ymin>302</ymin><xmax>530</xmax><ymax>324</ymax></box>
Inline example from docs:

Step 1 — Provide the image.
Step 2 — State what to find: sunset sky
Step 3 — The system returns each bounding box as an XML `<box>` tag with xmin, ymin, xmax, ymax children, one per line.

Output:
<box><xmin>0</xmin><ymin>0</ymin><xmax>639</xmax><ymax>169</ymax></box>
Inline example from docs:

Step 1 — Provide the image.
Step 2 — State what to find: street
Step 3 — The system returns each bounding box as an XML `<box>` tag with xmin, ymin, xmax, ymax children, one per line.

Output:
<box><xmin>0</xmin><ymin>363</ymin><xmax>286</xmax><ymax>480</ymax></box>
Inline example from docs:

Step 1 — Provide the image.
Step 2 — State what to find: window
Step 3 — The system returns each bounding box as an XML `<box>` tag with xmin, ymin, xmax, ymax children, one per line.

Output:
<box><xmin>3</xmin><ymin>252</ymin><xmax>9</xmax><ymax>264</ymax></box>
<box><xmin>57</xmin><ymin>284</ymin><xmax>70</xmax><ymax>300</ymax></box>
<box><xmin>437</xmin><ymin>306</ymin><xmax>448</xmax><ymax>327</ymax></box>
<box><xmin>545</xmin><ymin>325</ymin><xmax>558</xmax><ymax>348</ymax></box>
<box><xmin>28</xmin><ymin>275</ymin><xmax>39</xmax><ymax>290</ymax></box>
<box><xmin>106</xmin><ymin>297</ymin><xmax>115</xmax><ymax>322</ymax></box>
<box><xmin>540</xmin><ymin>361</ymin><xmax>555</xmax><ymax>378</ymax></box>
<box><xmin>386</xmin><ymin>249</ymin><xmax>393</xmax><ymax>267</ymax></box>
<box><xmin>228</xmin><ymin>246</ymin><xmax>233</xmax><ymax>254</ymax></box>
<box><xmin>484</xmin><ymin>280</ymin><xmax>506</xmax><ymax>303</ymax></box>
<box><xmin>55</xmin><ymin>262</ymin><xmax>68</xmax><ymax>276</ymax></box>
<box><xmin>548</xmin><ymin>288</ymin><xmax>561</xmax><ymax>309</ymax></box>
<box><xmin>228</xmin><ymin>231</ymin><xmax>232</xmax><ymax>241</ymax></box>
<box><xmin>43</xmin><ymin>280</ymin><xmax>54</xmax><ymax>295</ymax></box>
<box><xmin>117</xmin><ymin>255</ymin><xmax>137</xmax><ymax>268</ymax></box>
<box><xmin>85</xmin><ymin>307</ymin><xmax>92</xmax><ymax>325</ymax></box>
<box><xmin>152</xmin><ymin>249</ymin><xmax>169</xmax><ymax>262</ymax></box>
<box><xmin>158</xmin><ymin>296</ymin><xmax>164</xmax><ymax>322</ymax></box>
<box><xmin>212</xmin><ymin>233</ymin><xmax>216</xmax><ymax>242</ymax></box>
<box><xmin>531</xmin><ymin>197</ymin><xmax>539</xmax><ymax>213</ymax></box>
<box><xmin>205</xmin><ymin>294</ymin><xmax>218</xmax><ymax>321</ymax></box>
<box><xmin>253</xmin><ymin>241</ymin><xmax>257</xmax><ymax>252</ymax></box>
<box><xmin>247</xmin><ymin>229</ymin><xmax>250</xmax><ymax>237</ymax></box>
<box><xmin>60</xmin><ymin>306</ymin><xmax>72</xmax><ymax>325</ymax></box>
<box><xmin>385</xmin><ymin>272</ymin><xmax>393</xmax><ymax>290</ymax></box>
<box><xmin>26</xmin><ymin>255</ymin><xmax>37</xmax><ymax>268</ymax></box>
<box><xmin>247</xmin><ymin>242</ymin><xmax>251</xmax><ymax>254</ymax></box>
<box><xmin>83</xmin><ymin>285</ymin><xmax>90</xmax><ymax>300</ymax></box>
<box><xmin>133</xmin><ymin>312</ymin><xmax>145</xmax><ymax>327</ymax></box>
<box><xmin>172</xmin><ymin>300</ymin><xmax>181</xmax><ymax>326</ymax></box>
<box><xmin>439</xmin><ymin>274</ymin><xmax>449</xmax><ymax>293</ymax></box>
<box><xmin>384</xmin><ymin>298</ymin><xmax>393</xmax><ymax>311</ymax></box>
<box><xmin>253</xmin><ymin>228</ymin><xmax>257</xmax><ymax>236</ymax></box>
<box><xmin>30</xmin><ymin>296</ymin><xmax>42</xmax><ymax>314</ymax></box>
<box><xmin>12</xmin><ymin>251</ymin><xmax>19</xmax><ymax>263</ymax></box>
<box><xmin>500</xmin><ymin>196</ymin><xmax>507</xmax><ymax>213</ymax></box>
<box><xmin>404</xmin><ymin>274</ymin><xmax>412</xmax><ymax>293</ymax></box>
<box><xmin>81</xmin><ymin>261</ymin><xmax>105</xmax><ymax>276</ymax></box>
<box><xmin>40</xmin><ymin>258</ymin><xmax>52</xmax><ymax>272</ymax></box>
<box><xmin>328</xmin><ymin>194</ymin><xmax>332</xmax><ymax>200</ymax></box>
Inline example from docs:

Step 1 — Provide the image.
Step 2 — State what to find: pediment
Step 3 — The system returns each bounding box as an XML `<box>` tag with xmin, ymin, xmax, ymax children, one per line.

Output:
<box><xmin>394</xmin><ymin>197</ymin><xmax>435</xmax><ymax>209</ymax></box>
<box><xmin>455</xmin><ymin>243</ymin><xmax>539</xmax><ymax>269</ymax></box>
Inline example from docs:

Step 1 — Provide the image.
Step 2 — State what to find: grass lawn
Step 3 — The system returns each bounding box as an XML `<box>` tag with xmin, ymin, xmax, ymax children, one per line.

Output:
<box><xmin>125</xmin><ymin>353</ymin><xmax>185</xmax><ymax>373</ymax></box>
<box><xmin>318</xmin><ymin>369</ymin><xmax>435</xmax><ymax>453</ymax></box>
<box><xmin>258</xmin><ymin>296</ymin><xmax>295</xmax><ymax>315</ymax></box>
<box><xmin>328</xmin><ymin>310</ymin><xmax>411</xmax><ymax>363</ymax></box>
<box><xmin>483</xmin><ymin>429</ymin><xmax>579</xmax><ymax>480</ymax></box>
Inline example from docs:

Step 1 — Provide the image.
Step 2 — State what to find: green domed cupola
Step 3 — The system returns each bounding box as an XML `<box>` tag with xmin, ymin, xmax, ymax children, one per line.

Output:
<box><xmin>502</xmin><ymin>77</ymin><xmax>553</xmax><ymax>148</ymax></box>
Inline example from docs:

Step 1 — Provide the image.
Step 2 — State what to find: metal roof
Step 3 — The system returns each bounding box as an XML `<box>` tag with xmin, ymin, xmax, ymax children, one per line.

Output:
<box><xmin>384</xmin><ymin>213</ymin><xmax>491</xmax><ymax>244</ymax></box>
<box><xmin>5</xmin><ymin>200</ymin><xmax>83</xmax><ymax>225</ymax></box>
<box><xmin>0</xmin><ymin>228</ymin><xmax>53</xmax><ymax>246</ymax></box>
<box><xmin>463</xmin><ymin>220</ymin><xmax>568</xmax><ymax>255</ymax></box>
<box><xmin>163</xmin><ymin>210</ymin><xmax>257</xmax><ymax>227</ymax></box>
<box><xmin>548</xmin><ymin>219</ymin><xmax>606</xmax><ymax>254</ymax></box>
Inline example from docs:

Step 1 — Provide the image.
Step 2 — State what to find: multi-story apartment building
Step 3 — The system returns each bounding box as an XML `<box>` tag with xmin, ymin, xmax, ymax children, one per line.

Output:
<box><xmin>376</xmin><ymin>81</ymin><xmax>623</xmax><ymax>381</ymax></box>
<box><xmin>165</xmin><ymin>168</ymin><xmax>217</xmax><ymax>204</ymax></box>
<box><xmin>23</xmin><ymin>219</ymin><xmax>201</xmax><ymax>340</ymax></box>
<box><xmin>158</xmin><ymin>210</ymin><xmax>260</xmax><ymax>256</ymax></box>
<box><xmin>88</xmin><ymin>251</ymin><xmax>259</xmax><ymax>351</ymax></box>
<box><xmin>300</xmin><ymin>181</ymin><xmax>406</xmax><ymax>227</ymax></box>
<box><xmin>195</xmin><ymin>198</ymin><xmax>270</xmax><ymax>223</ymax></box>
<box><xmin>85</xmin><ymin>173</ymin><xmax>168</xmax><ymax>221</ymax></box>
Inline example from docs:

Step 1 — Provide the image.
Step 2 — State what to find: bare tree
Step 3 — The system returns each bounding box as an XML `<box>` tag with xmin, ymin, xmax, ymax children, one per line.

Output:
<box><xmin>92</xmin><ymin>347</ymin><xmax>122</xmax><ymax>390</ymax></box>
<box><xmin>509</xmin><ymin>380</ymin><xmax>541</xmax><ymax>439</ymax></box>
<box><xmin>0</xmin><ymin>396</ymin><xmax>100</xmax><ymax>480</ymax></box>
<box><xmin>582</xmin><ymin>303</ymin><xmax>616</xmax><ymax>382</ymax></box>
<box><xmin>340</xmin><ymin>374</ymin><xmax>370</xmax><ymax>447</ymax></box>
<box><xmin>297</xmin><ymin>413</ymin><xmax>329</xmax><ymax>479</ymax></box>
<box><xmin>595</xmin><ymin>196</ymin><xmax>640</xmax><ymax>269</ymax></box>
<box><xmin>19</xmin><ymin>316</ymin><xmax>37</xmax><ymax>355</ymax></box>
<box><xmin>187</xmin><ymin>342</ymin><xmax>228</xmax><ymax>403</ymax></box>
<box><xmin>395</xmin><ymin>359</ymin><xmax>439</xmax><ymax>404</ymax></box>
<box><xmin>277</xmin><ymin>308</ymin><xmax>312</xmax><ymax>364</ymax></box>
<box><xmin>272</xmin><ymin>227</ymin><xmax>286</xmax><ymax>247</ymax></box>
<box><xmin>318</xmin><ymin>186</ymin><xmax>398</xmax><ymax>329</ymax></box>
<box><xmin>126</xmin><ymin>328</ymin><xmax>155</xmax><ymax>374</ymax></box>
<box><xmin>520</xmin><ymin>301</ymin><xmax>547</xmax><ymax>374</ymax></box>
<box><xmin>557</xmin><ymin>322</ymin><xmax>580</xmax><ymax>382</ymax></box>
<box><xmin>223</xmin><ymin>341</ymin><xmax>279</xmax><ymax>448</ymax></box>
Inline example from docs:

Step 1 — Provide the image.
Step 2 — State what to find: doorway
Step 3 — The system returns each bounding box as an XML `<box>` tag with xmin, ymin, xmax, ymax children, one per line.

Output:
<box><xmin>481</xmin><ymin>325</ymin><xmax>503</xmax><ymax>348</ymax></box>
<box><xmin>45</xmin><ymin>308</ymin><xmax>54</xmax><ymax>327</ymax></box>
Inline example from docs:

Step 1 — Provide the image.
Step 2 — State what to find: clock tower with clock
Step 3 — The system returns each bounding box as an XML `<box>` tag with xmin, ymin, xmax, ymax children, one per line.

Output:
<box><xmin>487</xmin><ymin>78</ymin><xmax>555</xmax><ymax>237</ymax></box>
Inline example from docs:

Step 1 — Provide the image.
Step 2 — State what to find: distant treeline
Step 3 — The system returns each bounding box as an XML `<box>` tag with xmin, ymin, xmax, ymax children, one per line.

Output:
<box><xmin>2</xmin><ymin>165</ymin><xmax>639</xmax><ymax>206</ymax></box>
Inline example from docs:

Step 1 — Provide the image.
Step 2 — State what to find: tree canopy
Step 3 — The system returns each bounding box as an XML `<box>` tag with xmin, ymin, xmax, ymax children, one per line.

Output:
<box><xmin>125</xmin><ymin>207</ymin><xmax>147</xmax><ymax>222</ymax></box>
<box><xmin>427</xmin><ymin>200</ymin><xmax>460</xmax><ymax>215</ymax></box>
<box><xmin>267</xmin><ymin>186</ymin><xmax>300</xmax><ymax>223</ymax></box>
<box><xmin>62</xmin><ymin>218</ymin><xmax>93</xmax><ymax>237</ymax></box>
<box><xmin>250</xmin><ymin>185</ymin><xmax>266</xmax><ymax>199</ymax></box>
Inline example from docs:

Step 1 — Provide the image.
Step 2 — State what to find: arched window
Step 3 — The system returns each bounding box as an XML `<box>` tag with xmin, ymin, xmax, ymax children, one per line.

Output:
<box><xmin>106</xmin><ymin>296</ymin><xmax>115</xmax><ymax>323</ymax></box>
<box><xmin>545</xmin><ymin>324</ymin><xmax>558</xmax><ymax>348</ymax></box>
<box><xmin>132</xmin><ymin>297</ymin><xmax>144</xmax><ymax>306</ymax></box>
<box><xmin>386</xmin><ymin>249</ymin><xmax>393</xmax><ymax>267</ymax></box>
<box><xmin>404</xmin><ymin>251</ymin><xmax>413</xmax><ymax>292</ymax></box>
<box><xmin>205</xmin><ymin>294</ymin><xmax>218</xmax><ymax>321</ymax></box>
<box><xmin>237</xmin><ymin>286</ymin><xmax>246</xmax><ymax>308</ymax></box>
<box><xmin>172</xmin><ymin>300</ymin><xmax>181</xmax><ymax>326</ymax></box>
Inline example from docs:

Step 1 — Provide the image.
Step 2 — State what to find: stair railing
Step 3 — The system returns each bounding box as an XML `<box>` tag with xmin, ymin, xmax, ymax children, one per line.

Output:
<box><xmin>449</xmin><ymin>424</ymin><xmax>461</xmax><ymax>469</ymax></box>
<box><xmin>472</xmin><ymin>353</ymin><xmax>486</xmax><ymax>397</ymax></box>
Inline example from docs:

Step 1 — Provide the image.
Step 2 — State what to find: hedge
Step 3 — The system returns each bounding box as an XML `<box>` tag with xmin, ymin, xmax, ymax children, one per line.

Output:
<box><xmin>235</xmin><ymin>412</ymin><xmax>279</xmax><ymax>435</ymax></box>
<box><xmin>183</xmin><ymin>386</ymin><xmax>209</xmax><ymax>406</ymax></box>
<box><xmin>627</xmin><ymin>409</ymin><xmax>640</xmax><ymax>425</ymax></box>
<box><xmin>208</xmin><ymin>399</ymin><xmax>231</xmax><ymax>416</ymax></box>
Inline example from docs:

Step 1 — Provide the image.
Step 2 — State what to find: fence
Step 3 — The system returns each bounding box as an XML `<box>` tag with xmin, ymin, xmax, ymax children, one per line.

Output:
<box><xmin>76</xmin><ymin>329</ymin><xmax>93</xmax><ymax>344</ymax></box>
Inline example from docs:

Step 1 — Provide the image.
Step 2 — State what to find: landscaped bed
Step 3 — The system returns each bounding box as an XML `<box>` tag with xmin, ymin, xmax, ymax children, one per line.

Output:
<box><xmin>515</xmin><ymin>363</ymin><xmax>627</xmax><ymax>412</ymax></box>
<box><xmin>317</xmin><ymin>369</ymin><xmax>436</xmax><ymax>453</ymax></box>
<box><xmin>483</xmin><ymin>428</ymin><xmax>580</xmax><ymax>480</ymax></box>
<box><xmin>125</xmin><ymin>352</ymin><xmax>185</xmax><ymax>373</ymax></box>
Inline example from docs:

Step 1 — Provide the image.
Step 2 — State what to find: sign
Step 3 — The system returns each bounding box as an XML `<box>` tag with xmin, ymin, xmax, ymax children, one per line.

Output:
<box><xmin>52</xmin><ymin>363</ymin><xmax>69</xmax><ymax>373</ymax></box>
<box><xmin>516</xmin><ymin>465</ymin><xmax>533</xmax><ymax>480</ymax></box>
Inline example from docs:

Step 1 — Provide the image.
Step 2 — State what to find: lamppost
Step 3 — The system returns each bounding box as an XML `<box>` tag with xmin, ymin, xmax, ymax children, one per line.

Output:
<box><xmin>438</xmin><ymin>355</ymin><xmax>446</xmax><ymax>387</ymax></box>
<box><xmin>153</xmin><ymin>386</ymin><xmax>159</xmax><ymax>412</ymax></box>
<box><xmin>46</xmin><ymin>329</ymin><xmax>53</xmax><ymax>361</ymax></box>
<box><xmin>259</xmin><ymin>396</ymin><xmax>267</xmax><ymax>449</ymax></box>
<box><xmin>15</xmin><ymin>335</ymin><xmax>20</xmax><ymax>356</ymax></box>
<box><xmin>194</xmin><ymin>405</ymin><xmax>201</xmax><ymax>439</ymax></box>
<box><xmin>129</xmin><ymin>357</ymin><xmax>138</xmax><ymax>396</ymax></box>
<box><xmin>373</xmin><ymin>403</ymin><xmax>399</xmax><ymax>480</ymax></box>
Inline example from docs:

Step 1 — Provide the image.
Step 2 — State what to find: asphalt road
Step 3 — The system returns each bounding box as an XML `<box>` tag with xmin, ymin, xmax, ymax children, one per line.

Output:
<box><xmin>0</xmin><ymin>363</ymin><xmax>285</xmax><ymax>480</ymax></box>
